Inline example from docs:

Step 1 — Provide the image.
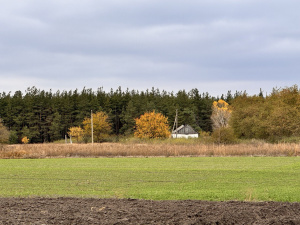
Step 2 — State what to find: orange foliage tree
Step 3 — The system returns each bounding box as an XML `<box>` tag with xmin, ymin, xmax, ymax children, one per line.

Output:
<box><xmin>134</xmin><ymin>111</ymin><xmax>171</xmax><ymax>139</ymax></box>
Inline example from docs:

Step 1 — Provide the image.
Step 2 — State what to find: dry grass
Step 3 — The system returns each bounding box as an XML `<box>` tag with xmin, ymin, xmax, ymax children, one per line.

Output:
<box><xmin>0</xmin><ymin>142</ymin><xmax>300</xmax><ymax>159</ymax></box>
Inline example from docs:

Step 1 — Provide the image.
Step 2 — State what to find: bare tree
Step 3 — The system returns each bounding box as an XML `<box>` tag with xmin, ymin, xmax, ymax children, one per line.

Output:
<box><xmin>211</xmin><ymin>100</ymin><xmax>231</xmax><ymax>130</ymax></box>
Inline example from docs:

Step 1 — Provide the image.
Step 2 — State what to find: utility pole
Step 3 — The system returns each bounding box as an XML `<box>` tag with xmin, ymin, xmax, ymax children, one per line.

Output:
<box><xmin>175</xmin><ymin>109</ymin><xmax>178</xmax><ymax>138</ymax></box>
<box><xmin>172</xmin><ymin>109</ymin><xmax>178</xmax><ymax>138</ymax></box>
<box><xmin>91</xmin><ymin>110</ymin><xmax>94</xmax><ymax>145</ymax></box>
<box><xmin>115</xmin><ymin>106</ymin><xmax>119</xmax><ymax>142</ymax></box>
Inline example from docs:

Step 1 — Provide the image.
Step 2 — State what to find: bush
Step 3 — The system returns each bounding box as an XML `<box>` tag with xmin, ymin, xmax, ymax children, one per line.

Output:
<box><xmin>22</xmin><ymin>136</ymin><xmax>29</xmax><ymax>144</ymax></box>
<box><xmin>198</xmin><ymin>131</ymin><xmax>213</xmax><ymax>144</ymax></box>
<box><xmin>211</xmin><ymin>127</ymin><xmax>237</xmax><ymax>144</ymax></box>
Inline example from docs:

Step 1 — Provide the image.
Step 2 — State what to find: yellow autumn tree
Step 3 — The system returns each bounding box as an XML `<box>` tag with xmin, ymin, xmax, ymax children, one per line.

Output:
<box><xmin>211</xmin><ymin>99</ymin><xmax>232</xmax><ymax>129</ymax></box>
<box><xmin>134</xmin><ymin>111</ymin><xmax>171</xmax><ymax>139</ymax></box>
<box><xmin>68</xmin><ymin>126</ymin><xmax>84</xmax><ymax>142</ymax></box>
<box><xmin>211</xmin><ymin>99</ymin><xmax>236</xmax><ymax>144</ymax></box>
<box><xmin>82</xmin><ymin>111</ymin><xmax>112</xmax><ymax>142</ymax></box>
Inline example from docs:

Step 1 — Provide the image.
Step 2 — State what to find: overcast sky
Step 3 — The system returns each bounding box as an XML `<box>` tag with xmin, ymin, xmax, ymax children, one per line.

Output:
<box><xmin>1</xmin><ymin>0</ymin><xmax>300</xmax><ymax>97</ymax></box>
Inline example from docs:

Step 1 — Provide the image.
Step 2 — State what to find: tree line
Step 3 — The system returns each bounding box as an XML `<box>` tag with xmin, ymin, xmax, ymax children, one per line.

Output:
<box><xmin>0</xmin><ymin>86</ymin><xmax>237</xmax><ymax>143</ymax></box>
<box><xmin>207</xmin><ymin>85</ymin><xmax>300</xmax><ymax>143</ymax></box>
<box><xmin>230</xmin><ymin>85</ymin><xmax>300</xmax><ymax>142</ymax></box>
<box><xmin>2</xmin><ymin>85</ymin><xmax>299</xmax><ymax>144</ymax></box>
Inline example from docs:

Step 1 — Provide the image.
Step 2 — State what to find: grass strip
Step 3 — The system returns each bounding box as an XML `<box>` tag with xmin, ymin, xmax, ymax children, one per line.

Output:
<box><xmin>0</xmin><ymin>157</ymin><xmax>299</xmax><ymax>202</ymax></box>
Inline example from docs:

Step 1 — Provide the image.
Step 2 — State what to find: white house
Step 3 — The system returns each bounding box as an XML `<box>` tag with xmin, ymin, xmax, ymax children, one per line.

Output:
<box><xmin>172</xmin><ymin>124</ymin><xmax>199</xmax><ymax>139</ymax></box>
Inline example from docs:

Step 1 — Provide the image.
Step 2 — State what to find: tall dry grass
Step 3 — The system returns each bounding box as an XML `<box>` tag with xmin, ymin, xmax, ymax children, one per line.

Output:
<box><xmin>0</xmin><ymin>142</ymin><xmax>299</xmax><ymax>159</ymax></box>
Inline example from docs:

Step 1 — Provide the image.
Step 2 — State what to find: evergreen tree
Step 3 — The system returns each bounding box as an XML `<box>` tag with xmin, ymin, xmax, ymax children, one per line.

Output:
<box><xmin>120</xmin><ymin>100</ymin><xmax>137</xmax><ymax>135</ymax></box>
<box><xmin>49</xmin><ymin>112</ymin><xmax>62</xmax><ymax>141</ymax></box>
<box><xmin>0</xmin><ymin>119</ymin><xmax>9</xmax><ymax>143</ymax></box>
<box><xmin>0</xmin><ymin>86</ymin><xmax>219</xmax><ymax>142</ymax></box>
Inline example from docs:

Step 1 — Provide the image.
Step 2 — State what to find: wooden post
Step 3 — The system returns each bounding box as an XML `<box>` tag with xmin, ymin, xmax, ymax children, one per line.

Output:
<box><xmin>91</xmin><ymin>110</ymin><xmax>94</xmax><ymax>145</ymax></box>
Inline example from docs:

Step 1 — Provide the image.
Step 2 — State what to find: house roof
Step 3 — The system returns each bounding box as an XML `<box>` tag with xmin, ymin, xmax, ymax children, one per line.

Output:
<box><xmin>172</xmin><ymin>124</ymin><xmax>198</xmax><ymax>135</ymax></box>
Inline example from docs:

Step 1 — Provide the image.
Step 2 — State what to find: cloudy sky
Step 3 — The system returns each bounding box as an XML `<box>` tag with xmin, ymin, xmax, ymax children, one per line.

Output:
<box><xmin>1</xmin><ymin>0</ymin><xmax>300</xmax><ymax>97</ymax></box>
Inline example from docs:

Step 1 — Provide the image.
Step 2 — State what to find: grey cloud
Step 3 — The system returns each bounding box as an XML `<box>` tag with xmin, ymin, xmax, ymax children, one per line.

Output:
<box><xmin>0</xmin><ymin>0</ymin><xmax>300</xmax><ymax>96</ymax></box>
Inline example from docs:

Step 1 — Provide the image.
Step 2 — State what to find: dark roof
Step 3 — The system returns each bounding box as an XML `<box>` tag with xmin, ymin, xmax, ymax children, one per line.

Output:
<box><xmin>172</xmin><ymin>124</ymin><xmax>198</xmax><ymax>134</ymax></box>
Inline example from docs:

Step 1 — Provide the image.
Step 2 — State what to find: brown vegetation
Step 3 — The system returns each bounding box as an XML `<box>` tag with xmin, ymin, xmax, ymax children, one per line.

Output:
<box><xmin>0</xmin><ymin>142</ymin><xmax>299</xmax><ymax>159</ymax></box>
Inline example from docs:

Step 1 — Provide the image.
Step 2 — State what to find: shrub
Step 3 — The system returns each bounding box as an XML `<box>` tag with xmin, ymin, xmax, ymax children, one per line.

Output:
<box><xmin>22</xmin><ymin>136</ymin><xmax>29</xmax><ymax>144</ymax></box>
<box><xmin>211</xmin><ymin>127</ymin><xmax>237</xmax><ymax>144</ymax></box>
<box><xmin>199</xmin><ymin>131</ymin><xmax>213</xmax><ymax>144</ymax></box>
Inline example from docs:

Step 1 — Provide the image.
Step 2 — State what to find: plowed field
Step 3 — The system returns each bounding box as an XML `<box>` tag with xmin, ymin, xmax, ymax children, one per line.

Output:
<box><xmin>1</xmin><ymin>198</ymin><xmax>300</xmax><ymax>224</ymax></box>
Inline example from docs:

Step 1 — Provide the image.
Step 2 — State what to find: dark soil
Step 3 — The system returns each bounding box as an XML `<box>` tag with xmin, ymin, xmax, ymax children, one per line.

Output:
<box><xmin>0</xmin><ymin>198</ymin><xmax>300</xmax><ymax>225</ymax></box>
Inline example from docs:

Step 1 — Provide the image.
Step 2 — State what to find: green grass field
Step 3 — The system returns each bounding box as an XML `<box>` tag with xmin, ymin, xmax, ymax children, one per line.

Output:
<box><xmin>0</xmin><ymin>157</ymin><xmax>299</xmax><ymax>202</ymax></box>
